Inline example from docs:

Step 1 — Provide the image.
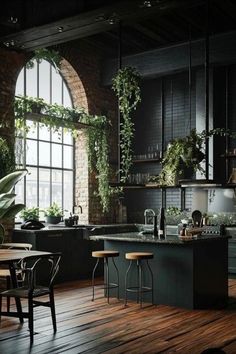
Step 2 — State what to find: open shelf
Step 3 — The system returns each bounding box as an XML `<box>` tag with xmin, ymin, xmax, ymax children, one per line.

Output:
<box><xmin>132</xmin><ymin>158</ymin><xmax>161</xmax><ymax>163</ymax></box>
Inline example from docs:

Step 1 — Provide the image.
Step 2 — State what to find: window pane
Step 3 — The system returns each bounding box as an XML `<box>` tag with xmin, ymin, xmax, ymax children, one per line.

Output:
<box><xmin>63</xmin><ymin>129</ymin><xmax>73</xmax><ymax>145</ymax></box>
<box><xmin>39</xmin><ymin>123</ymin><xmax>50</xmax><ymax>141</ymax></box>
<box><xmin>64</xmin><ymin>171</ymin><xmax>73</xmax><ymax>212</ymax></box>
<box><xmin>39</xmin><ymin>60</ymin><xmax>50</xmax><ymax>103</ymax></box>
<box><xmin>26</xmin><ymin>140</ymin><xmax>37</xmax><ymax>165</ymax></box>
<box><xmin>15</xmin><ymin>69</ymin><xmax>24</xmax><ymax>96</ymax></box>
<box><xmin>15</xmin><ymin>138</ymin><xmax>24</xmax><ymax>166</ymax></box>
<box><xmin>15</xmin><ymin>178</ymin><xmax>24</xmax><ymax>204</ymax></box>
<box><xmin>26</xmin><ymin>167</ymin><xmax>37</xmax><ymax>206</ymax></box>
<box><xmin>63</xmin><ymin>145</ymin><xmax>73</xmax><ymax>169</ymax></box>
<box><xmin>39</xmin><ymin>141</ymin><xmax>50</xmax><ymax>166</ymax></box>
<box><xmin>26</xmin><ymin>61</ymin><xmax>37</xmax><ymax>97</ymax></box>
<box><xmin>26</xmin><ymin>120</ymin><xmax>37</xmax><ymax>139</ymax></box>
<box><xmin>52</xmin><ymin>143</ymin><xmax>62</xmax><ymax>168</ymax></box>
<box><xmin>52</xmin><ymin>127</ymin><xmax>62</xmax><ymax>143</ymax></box>
<box><xmin>52</xmin><ymin>169</ymin><xmax>62</xmax><ymax>206</ymax></box>
<box><xmin>15</xmin><ymin>59</ymin><xmax>74</xmax><ymax>212</ymax></box>
<box><xmin>52</xmin><ymin>68</ymin><xmax>62</xmax><ymax>104</ymax></box>
<box><xmin>63</xmin><ymin>82</ymin><xmax>72</xmax><ymax>108</ymax></box>
<box><xmin>39</xmin><ymin>168</ymin><xmax>50</xmax><ymax>208</ymax></box>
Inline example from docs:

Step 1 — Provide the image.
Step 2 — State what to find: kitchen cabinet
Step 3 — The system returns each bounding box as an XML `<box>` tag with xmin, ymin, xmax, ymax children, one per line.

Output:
<box><xmin>12</xmin><ymin>227</ymin><xmax>104</xmax><ymax>283</ymax></box>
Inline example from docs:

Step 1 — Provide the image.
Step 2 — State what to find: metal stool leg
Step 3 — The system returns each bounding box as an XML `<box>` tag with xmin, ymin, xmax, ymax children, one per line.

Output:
<box><xmin>112</xmin><ymin>257</ymin><xmax>119</xmax><ymax>300</ymax></box>
<box><xmin>124</xmin><ymin>260</ymin><xmax>132</xmax><ymax>306</ymax></box>
<box><xmin>91</xmin><ymin>257</ymin><xmax>100</xmax><ymax>301</ymax></box>
<box><xmin>104</xmin><ymin>257</ymin><xmax>110</xmax><ymax>303</ymax></box>
<box><xmin>146</xmin><ymin>259</ymin><xmax>154</xmax><ymax>305</ymax></box>
<box><xmin>138</xmin><ymin>260</ymin><xmax>143</xmax><ymax>308</ymax></box>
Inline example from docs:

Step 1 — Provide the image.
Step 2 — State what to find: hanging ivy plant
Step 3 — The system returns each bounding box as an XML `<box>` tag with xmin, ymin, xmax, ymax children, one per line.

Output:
<box><xmin>14</xmin><ymin>95</ymin><xmax>114</xmax><ymax>212</ymax></box>
<box><xmin>112</xmin><ymin>67</ymin><xmax>141</xmax><ymax>183</ymax></box>
<box><xmin>158</xmin><ymin>128</ymin><xmax>236</xmax><ymax>186</ymax></box>
<box><xmin>79</xmin><ymin>114</ymin><xmax>120</xmax><ymax>212</ymax></box>
<box><xmin>0</xmin><ymin>137</ymin><xmax>15</xmax><ymax>179</ymax></box>
<box><xmin>26</xmin><ymin>48</ymin><xmax>62</xmax><ymax>72</ymax></box>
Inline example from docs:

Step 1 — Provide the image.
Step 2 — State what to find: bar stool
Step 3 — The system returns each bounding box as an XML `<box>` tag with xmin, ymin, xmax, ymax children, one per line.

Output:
<box><xmin>92</xmin><ymin>250</ymin><xmax>119</xmax><ymax>303</ymax></box>
<box><xmin>124</xmin><ymin>252</ymin><xmax>154</xmax><ymax>308</ymax></box>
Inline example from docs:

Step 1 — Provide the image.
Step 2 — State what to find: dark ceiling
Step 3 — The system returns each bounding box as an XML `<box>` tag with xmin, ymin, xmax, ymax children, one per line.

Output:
<box><xmin>1</xmin><ymin>0</ymin><xmax>236</xmax><ymax>58</ymax></box>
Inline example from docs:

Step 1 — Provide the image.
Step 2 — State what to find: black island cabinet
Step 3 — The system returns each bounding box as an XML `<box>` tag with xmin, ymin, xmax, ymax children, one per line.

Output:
<box><xmin>90</xmin><ymin>233</ymin><xmax>230</xmax><ymax>310</ymax></box>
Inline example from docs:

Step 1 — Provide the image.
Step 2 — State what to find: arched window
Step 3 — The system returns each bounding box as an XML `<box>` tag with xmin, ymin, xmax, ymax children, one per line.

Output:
<box><xmin>15</xmin><ymin>59</ymin><xmax>74</xmax><ymax>215</ymax></box>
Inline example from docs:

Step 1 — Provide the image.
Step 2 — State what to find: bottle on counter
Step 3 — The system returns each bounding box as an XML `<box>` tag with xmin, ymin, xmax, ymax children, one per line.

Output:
<box><xmin>158</xmin><ymin>207</ymin><xmax>166</xmax><ymax>240</ymax></box>
<box><xmin>153</xmin><ymin>215</ymin><xmax>158</xmax><ymax>237</ymax></box>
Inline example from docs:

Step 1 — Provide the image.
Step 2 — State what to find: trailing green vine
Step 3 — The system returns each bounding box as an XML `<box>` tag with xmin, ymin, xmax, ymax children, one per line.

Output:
<box><xmin>112</xmin><ymin>67</ymin><xmax>141</xmax><ymax>183</ymax></box>
<box><xmin>0</xmin><ymin>137</ymin><xmax>15</xmax><ymax>178</ymax></box>
<box><xmin>14</xmin><ymin>95</ymin><xmax>81</xmax><ymax>137</ymax></box>
<box><xmin>26</xmin><ymin>48</ymin><xmax>62</xmax><ymax>72</ymax></box>
<box><xmin>80</xmin><ymin>114</ymin><xmax>119</xmax><ymax>212</ymax></box>
<box><xmin>14</xmin><ymin>95</ymin><xmax>114</xmax><ymax>212</ymax></box>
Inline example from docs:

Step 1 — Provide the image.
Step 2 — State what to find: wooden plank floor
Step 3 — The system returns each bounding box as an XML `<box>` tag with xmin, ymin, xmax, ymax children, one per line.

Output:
<box><xmin>0</xmin><ymin>279</ymin><xmax>236</xmax><ymax>354</ymax></box>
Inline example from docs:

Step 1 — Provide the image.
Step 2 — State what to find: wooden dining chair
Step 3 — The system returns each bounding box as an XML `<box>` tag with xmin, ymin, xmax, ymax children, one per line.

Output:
<box><xmin>0</xmin><ymin>243</ymin><xmax>32</xmax><ymax>311</ymax></box>
<box><xmin>0</xmin><ymin>253</ymin><xmax>61</xmax><ymax>343</ymax></box>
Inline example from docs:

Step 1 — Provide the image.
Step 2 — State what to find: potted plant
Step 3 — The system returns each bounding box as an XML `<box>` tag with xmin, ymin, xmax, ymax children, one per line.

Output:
<box><xmin>44</xmin><ymin>202</ymin><xmax>63</xmax><ymax>224</ymax></box>
<box><xmin>20</xmin><ymin>206</ymin><xmax>39</xmax><ymax>221</ymax></box>
<box><xmin>158</xmin><ymin>128</ymin><xmax>235</xmax><ymax>186</ymax></box>
<box><xmin>0</xmin><ymin>170</ymin><xmax>27</xmax><ymax>243</ymax></box>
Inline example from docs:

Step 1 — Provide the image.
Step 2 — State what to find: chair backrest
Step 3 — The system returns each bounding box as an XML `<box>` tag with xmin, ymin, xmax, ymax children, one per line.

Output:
<box><xmin>2</xmin><ymin>243</ymin><xmax>32</xmax><ymax>250</ymax></box>
<box><xmin>15</xmin><ymin>253</ymin><xmax>61</xmax><ymax>293</ymax></box>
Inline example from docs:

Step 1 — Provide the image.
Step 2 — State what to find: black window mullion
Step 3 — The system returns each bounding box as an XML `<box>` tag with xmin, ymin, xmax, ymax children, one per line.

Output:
<box><xmin>37</xmin><ymin>61</ymin><xmax>40</xmax><ymax>207</ymax></box>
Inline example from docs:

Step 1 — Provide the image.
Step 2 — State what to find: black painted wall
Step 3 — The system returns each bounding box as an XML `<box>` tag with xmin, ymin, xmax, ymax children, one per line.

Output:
<box><xmin>125</xmin><ymin>71</ymin><xmax>196</xmax><ymax>223</ymax></box>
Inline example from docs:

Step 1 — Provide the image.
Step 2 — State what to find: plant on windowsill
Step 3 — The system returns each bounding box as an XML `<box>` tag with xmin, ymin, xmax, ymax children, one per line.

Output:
<box><xmin>44</xmin><ymin>202</ymin><xmax>63</xmax><ymax>224</ymax></box>
<box><xmin>20</xmin><ymin>207</ymin><xmax>40</xmax><ymax>221</ymax></box>
<box><xmin>14</xmin><ymin>95</ymin><xmax>81</xmax><ymax>137</ymax></box>
<box><xmin>0</xmin><ymin>170</ymin><xmax>27</xmax><ymax>243</ymax></box>
<box><xmin>112</xmin><ymin>66</ymin><xmax>141</xmax><ymax>183</ymax></box>
<box><xmin>158</xmin><ymin>128</ymin><xmax>236</xmax><ymax>186</ymax></box>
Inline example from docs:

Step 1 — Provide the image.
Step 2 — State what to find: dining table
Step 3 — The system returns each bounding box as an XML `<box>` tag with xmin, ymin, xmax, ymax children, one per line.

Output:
<box><xmin>0</xmin><ymin>249</ymin><xmax>51</xmax><ymax>323</ymax></box>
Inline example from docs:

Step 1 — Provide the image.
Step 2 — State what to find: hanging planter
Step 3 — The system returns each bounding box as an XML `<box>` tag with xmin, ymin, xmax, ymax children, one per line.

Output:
<box><xmin>112</xmin><ymin>67</ymin><xmax>141</xmax><ymax>183</ymax></box>
<box><xmin>158</xmin><ymin>128</ymin><xmax>236</xmax><ymax>186</ymax></box>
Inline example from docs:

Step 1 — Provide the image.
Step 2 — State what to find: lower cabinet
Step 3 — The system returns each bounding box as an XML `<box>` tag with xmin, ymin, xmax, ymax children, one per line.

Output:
<box><xmin>12</xmin><ymin>228</ymin><xmax>104</xmax><ymax>283</ymax></box>
<box><xmin>229</xmin><ymin>239</ymin><xmax>236</xmax><ymax>274</ymax></box>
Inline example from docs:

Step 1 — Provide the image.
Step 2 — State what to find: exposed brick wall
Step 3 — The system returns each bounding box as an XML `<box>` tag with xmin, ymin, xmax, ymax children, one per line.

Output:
<box><xmin>58</xmin><ymin>41</ymin><xmax>118</xmax><ymax>224</ymax></box>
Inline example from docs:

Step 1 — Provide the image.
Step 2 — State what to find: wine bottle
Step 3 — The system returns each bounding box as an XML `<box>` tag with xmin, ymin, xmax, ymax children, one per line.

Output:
<box><xmin>153</xmin><ymin>215</ymin><xmax>158</xmax><ymax>237</ymax></box>
<box><xmin>158</xmin><ymin>207</ymin><xmax>166</xmax><ymax>240</ymax></box>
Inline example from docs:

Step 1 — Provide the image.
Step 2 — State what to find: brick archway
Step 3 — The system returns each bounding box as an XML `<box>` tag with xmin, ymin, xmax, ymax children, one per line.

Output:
<box><xmin>60</xmin><ymin>59</ymin><xmax>89</xmax><ymax>224</ymax></box>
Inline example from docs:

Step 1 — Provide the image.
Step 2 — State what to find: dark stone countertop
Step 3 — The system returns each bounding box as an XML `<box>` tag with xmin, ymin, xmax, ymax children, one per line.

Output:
<box><xmin>89</xmin><ymin>232</ymin><xmax>230</xmax><ymax>244</ymax></box>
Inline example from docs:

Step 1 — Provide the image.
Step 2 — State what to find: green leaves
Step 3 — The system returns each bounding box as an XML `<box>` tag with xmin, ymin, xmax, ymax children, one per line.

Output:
<box><xmin>112</xmin><ymin>67</ymin><xmax>141</xmax><ymax>183</ymax></box>
<box><xmin>0</xmin><ymin>170</ymin><xmax>27</xmax><ymax>194</ymax></box>
<box><xmin>0</xmin><ymin>170</ymin><xmax>27</xmax><ymax>231</ymax></box>
<box><xmin>81</xmin><ymin>114</ymin><xmax>112</xmax><ymax>212</ymax></box>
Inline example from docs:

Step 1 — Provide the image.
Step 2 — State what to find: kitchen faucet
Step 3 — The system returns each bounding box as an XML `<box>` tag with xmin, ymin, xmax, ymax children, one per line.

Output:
<box><xmin>144</xmin><ymin>209</ymin><xmax>156</xmax><ymax>225</ymax></box>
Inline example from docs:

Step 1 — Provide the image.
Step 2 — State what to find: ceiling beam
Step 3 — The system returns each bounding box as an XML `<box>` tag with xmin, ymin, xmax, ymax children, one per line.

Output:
<box><xmin>0</xmin><ymin>0</ymin><xmax>205</xmax><ymax>51</ymax></box>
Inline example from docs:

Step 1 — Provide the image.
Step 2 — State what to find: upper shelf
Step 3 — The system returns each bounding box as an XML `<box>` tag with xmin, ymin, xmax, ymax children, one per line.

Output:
<box><xmin>132</xmin><ymin>158</ymin><xmax>161</xmax><ymax>163</ymax></box>
<box><xmin>110</xmin><ymin>180</ymin><xmax>236</xmax><ymax>189</ymax></box>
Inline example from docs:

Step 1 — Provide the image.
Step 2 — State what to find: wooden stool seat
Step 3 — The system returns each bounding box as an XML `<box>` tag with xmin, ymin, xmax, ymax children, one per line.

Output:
<box><xmin>125</xmin><ymin>252</ymin><xmax>153</xmax><ymax>260</ymax></box>
<box><xmin>92</xmin><ymin>250</ymin><xmax>119</xmax><ymax>303</ymax></box>
<box><xmin>92</xmin><ymin>250</ymin><xmax>119</xmax><ymax>258</ymax></box>
<box><xmin>125</xmin><ymin>251</ymin><xmax>154</xmax><ymax>308</ymax></box>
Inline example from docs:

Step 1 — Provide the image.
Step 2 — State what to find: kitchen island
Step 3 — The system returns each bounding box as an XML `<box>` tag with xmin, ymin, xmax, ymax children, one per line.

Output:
<box><xmin>90</xmin><ymin>232</ymin><xmax>230</xmax><ymax>309</ymax></box>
